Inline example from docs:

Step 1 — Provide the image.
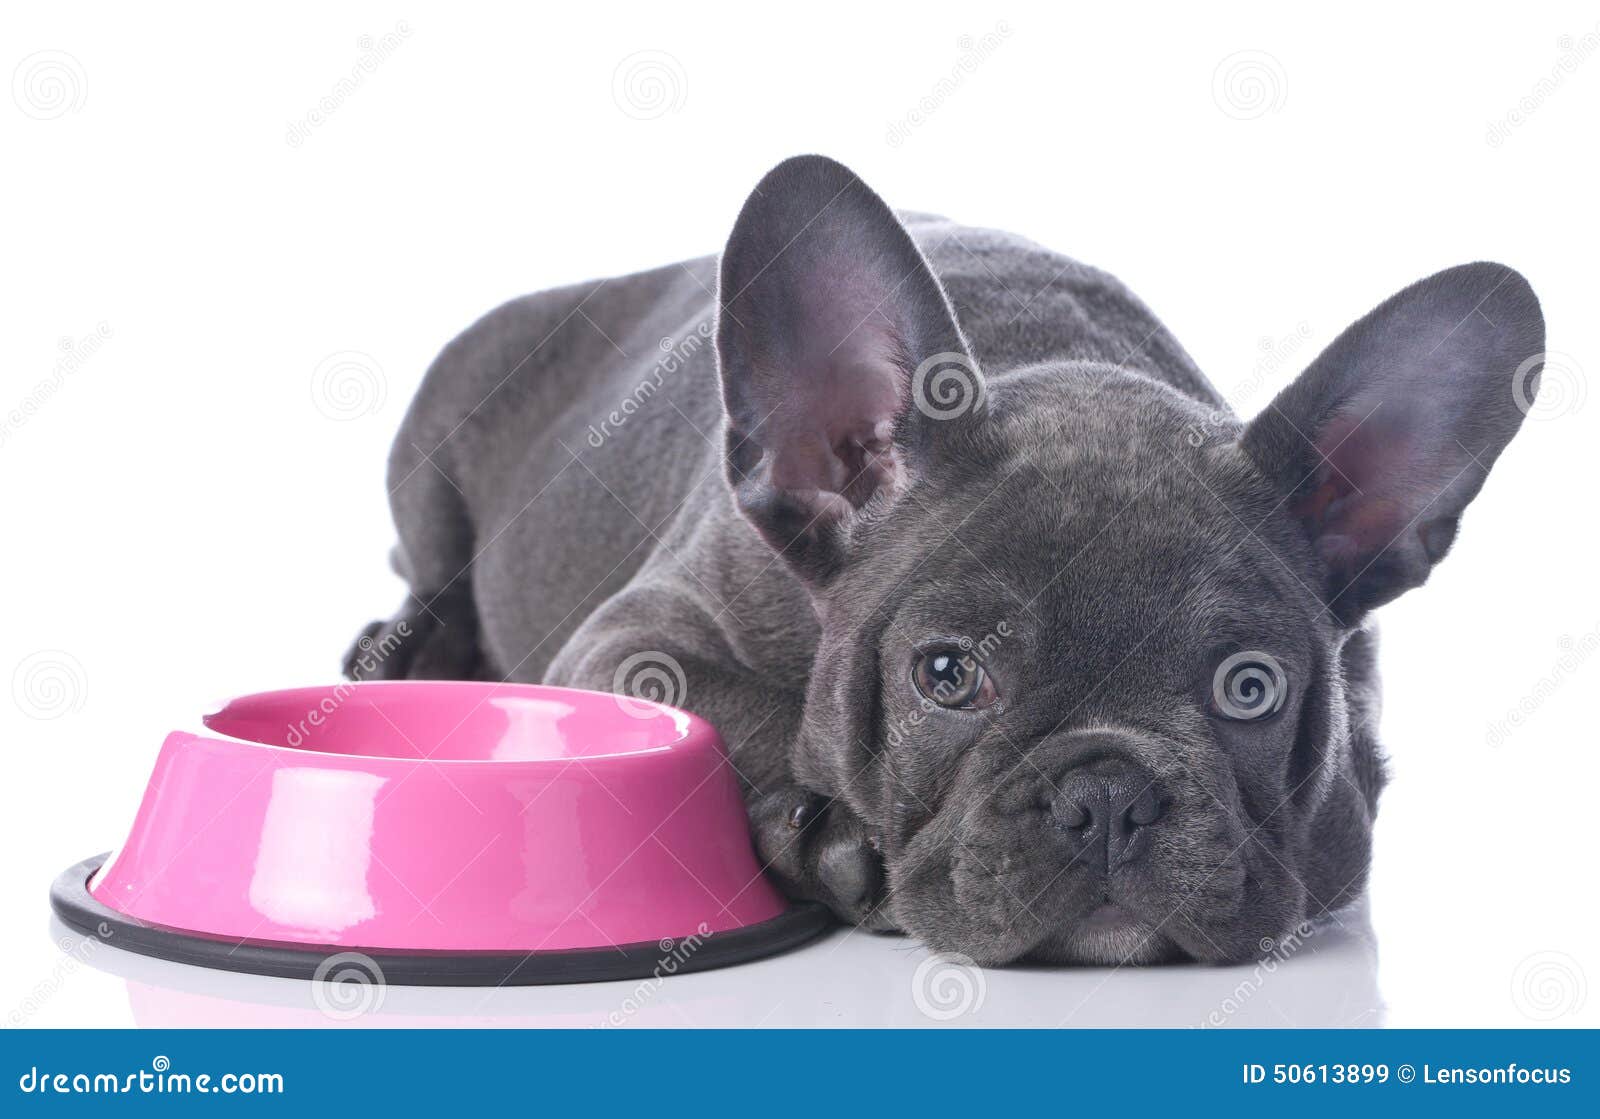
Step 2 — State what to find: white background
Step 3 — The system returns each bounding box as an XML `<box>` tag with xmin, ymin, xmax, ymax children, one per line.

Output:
<box><xmin>2</xmin><ymin>1</ymin><xmax>1595</xmax><ymax>1027</ymax></box>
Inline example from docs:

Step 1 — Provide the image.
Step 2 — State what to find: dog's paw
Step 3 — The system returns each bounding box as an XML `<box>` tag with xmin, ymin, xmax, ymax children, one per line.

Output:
<box><xmin>343</xmin><ymin>588</ymin><xmax>488</xmax><ymax>682</ymax></box>
<box><xmin>343</xmin><ymin>619</ymin><xmax>406</xmax><ymax>680</ymax></box>
<box><xmin>749</xmin><ymin>786</ymin><xmax>895</xmax><ymax>931</ymax></box>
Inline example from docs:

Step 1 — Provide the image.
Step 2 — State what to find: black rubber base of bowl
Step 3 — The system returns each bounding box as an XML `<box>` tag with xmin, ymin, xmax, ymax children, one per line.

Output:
<box><xmin>51</xmin><ymin>854</ymin><xmax>834</xmax><ymax>987</ymax></box>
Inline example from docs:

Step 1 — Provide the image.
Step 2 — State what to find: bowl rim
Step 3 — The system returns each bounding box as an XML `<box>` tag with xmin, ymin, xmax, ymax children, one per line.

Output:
<box><xmin>187</xmin><ymin>680</ymin><xmax>713</xmax><ymax>769</ymax></box>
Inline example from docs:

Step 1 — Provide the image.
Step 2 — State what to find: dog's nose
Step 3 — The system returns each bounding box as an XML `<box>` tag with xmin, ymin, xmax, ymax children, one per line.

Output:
<box><xmin>1051</xmin><ymin>766</ymin><xmax>1164</xmax><ymax>869</ymax></box>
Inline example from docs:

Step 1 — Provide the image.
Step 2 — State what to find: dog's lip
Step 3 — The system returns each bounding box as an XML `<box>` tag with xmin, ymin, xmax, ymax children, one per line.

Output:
<box><xmin>1033</xmin><ymin>901</ymin><xmax>1176</xmax><ymax>965</ymax></box>
<box><xmin>1082</xmin><ymin>902</ymin><xmax>1135</xmax><ymax>930</ymax></box>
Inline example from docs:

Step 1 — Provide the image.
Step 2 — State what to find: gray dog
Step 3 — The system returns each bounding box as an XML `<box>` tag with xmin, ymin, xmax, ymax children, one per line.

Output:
<box><xmin>346</xmin><ymin>155</ymin><xmax>1545</xmax><ymax>965</ymax></box>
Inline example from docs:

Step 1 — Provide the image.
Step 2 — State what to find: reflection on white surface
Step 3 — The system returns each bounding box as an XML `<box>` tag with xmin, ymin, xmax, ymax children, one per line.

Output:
<box><xmin>47</xmin><ymin>902</ymin><xmax>1382</xmax><ymax>1028</ymax></box>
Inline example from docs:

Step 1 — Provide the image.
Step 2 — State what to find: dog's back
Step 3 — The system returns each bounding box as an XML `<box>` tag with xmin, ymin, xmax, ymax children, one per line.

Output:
<box><xmin>354</xmin><ymin>211</ymin><xmax>1228</xmax><ymax>685</ymax></box>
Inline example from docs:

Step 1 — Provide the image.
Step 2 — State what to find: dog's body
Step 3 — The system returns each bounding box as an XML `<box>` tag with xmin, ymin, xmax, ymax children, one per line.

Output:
<box><xmin>351</xmin><ymin>157</ymin><xmax>1543</xmax><ymax>965</ymax></box>
<box><xmin>375</xmin><ymin>213</ymin><xmax>1211</xmax><ymax>693</ymax></box>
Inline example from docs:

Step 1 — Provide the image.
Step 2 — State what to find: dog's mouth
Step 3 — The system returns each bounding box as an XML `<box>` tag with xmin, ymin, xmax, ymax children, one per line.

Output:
<box><xmin>882</xmin><ymin>759</ymin><xmax>1301</xmax><ymax>967</ymax></box>
<box><xmin>887</xmin><ymin>839</ymin><xmax>1199</xmax><ymax>966</ymax></box>
<box><xmin>1024</xmin><ymin>897</ymin><xmax>1188</xmax><ymax>966</ymax></box>
<box><xmin>1083</xmin><ymin>901</ymin><xmax>1135</xmax><ymax>930</ymax></box>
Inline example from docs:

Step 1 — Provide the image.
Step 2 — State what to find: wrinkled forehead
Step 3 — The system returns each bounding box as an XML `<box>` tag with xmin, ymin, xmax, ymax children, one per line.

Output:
<box><xmin>878</xmin><ymin>441</ymin><xmax>1323</xmax><ymax>666</ymax></box>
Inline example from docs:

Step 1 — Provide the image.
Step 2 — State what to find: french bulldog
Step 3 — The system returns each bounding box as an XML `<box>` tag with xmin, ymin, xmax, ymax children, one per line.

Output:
<box><xmin>346</xmin><ymin>155</ymin><xmax>1546</xmax><ymax>965</ymax></box>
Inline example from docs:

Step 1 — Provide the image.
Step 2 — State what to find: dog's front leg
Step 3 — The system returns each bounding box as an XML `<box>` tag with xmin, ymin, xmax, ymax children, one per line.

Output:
<box><xmin>746</xmin><ymin>783</ymin><xmax>895</xmax><ymax>931</ymax></box>
<box><xmin>544</xmin><ymin>599</ymin><xmax>894</xmax><ymax>932</ymax></box>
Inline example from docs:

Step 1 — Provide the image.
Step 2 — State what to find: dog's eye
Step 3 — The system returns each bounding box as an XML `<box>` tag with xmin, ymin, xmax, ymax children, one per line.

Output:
<box><xmin>912</xmin><ymin>648</ymin><xmax>997</xmax><ymax>710</ymax></box>
<box><xmin>1210</xmin><ymin>651</ymin><xmax>1288</xmax><ymax>722</ymax></box>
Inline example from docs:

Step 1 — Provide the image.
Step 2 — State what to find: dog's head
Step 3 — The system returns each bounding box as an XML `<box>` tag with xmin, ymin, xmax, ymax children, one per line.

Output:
<box><xmin>714</xmin><ymin>156</ymin><xmax>1546</xmax><ymax>965</ymax></box>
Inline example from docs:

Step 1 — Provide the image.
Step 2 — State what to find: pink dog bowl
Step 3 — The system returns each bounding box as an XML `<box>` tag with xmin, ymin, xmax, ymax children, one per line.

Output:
<box><xmin>51</xmin><ymin>682</ymin><xmax>828</xmax><ymax>984</ymax></box>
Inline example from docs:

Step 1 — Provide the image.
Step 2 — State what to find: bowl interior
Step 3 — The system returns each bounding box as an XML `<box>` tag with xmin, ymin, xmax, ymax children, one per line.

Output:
<box><xmin>204</xmin><ymin>683</ymin><xmax>692</xmax><ymax>762</ymax></box>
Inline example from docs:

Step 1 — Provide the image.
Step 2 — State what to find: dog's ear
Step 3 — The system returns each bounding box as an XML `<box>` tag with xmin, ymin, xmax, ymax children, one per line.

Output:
<box><xmin>1242</xmin><ymin>263</ymin><xmax>1546</xmax><ymax>622</ymax></box>
<box><xmin>716</xmin><ymin>155</ymin><xmax>980</xmax><ymax>584</ymax></box>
